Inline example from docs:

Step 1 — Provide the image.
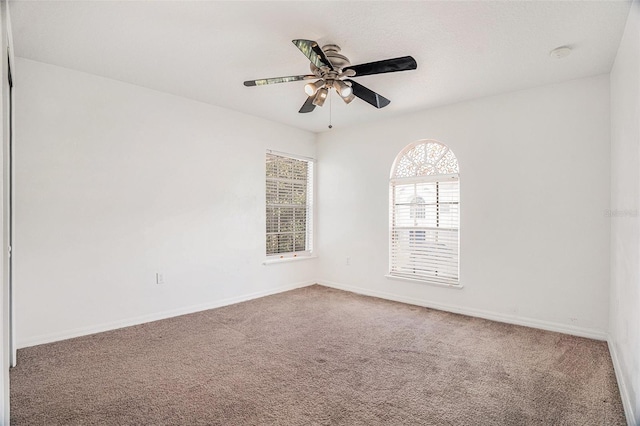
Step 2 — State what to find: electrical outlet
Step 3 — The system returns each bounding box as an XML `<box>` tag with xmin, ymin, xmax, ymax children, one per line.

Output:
<box><xmin>156</xmin><ymin>273</ymin><xmax>165</xmax><ymax>285</ymax></box>
<box><xmin>346</xmin><ymin>257</ymin><xmax>351</xmax><ymax>266</ymax></box>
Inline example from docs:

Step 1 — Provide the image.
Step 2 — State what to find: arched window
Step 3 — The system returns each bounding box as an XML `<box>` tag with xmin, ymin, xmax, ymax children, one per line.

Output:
<box><xmin>389</xmin><ymin>140</ymin><xmax>460</xmax><ymax>285</ymax></box>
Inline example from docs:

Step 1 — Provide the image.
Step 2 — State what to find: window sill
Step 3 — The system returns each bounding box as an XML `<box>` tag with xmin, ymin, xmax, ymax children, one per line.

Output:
<box><xmin>263</xmin><ymin>255</ymin><xmax>318</xmax><ymax>265</ymax></box>
<box><xmin>384</xmin><ymin>274</ymin><xmax>464</xmax><ymax>289</ymax></box>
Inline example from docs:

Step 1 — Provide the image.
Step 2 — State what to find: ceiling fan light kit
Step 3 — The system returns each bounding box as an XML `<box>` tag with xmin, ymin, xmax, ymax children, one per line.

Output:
<box><xmin>333</xmin><ymin>80</ymin><xmax>352</xmax><ymax>98</ymax></box>
<box><xmin>341</xmin><ymin>91</ymin><xmax>356</xmax><ymax>105</ymax></box>
<box><xmin>313</xmin><ymin>87</ymin><xmax>329</xmax><ymax>107</ymax></box>
<box><xmin>243</xmin><ymin>39</ymin><xmax>417</xmax><ymax>115</ymax></box>
<box><xmin>304</xmin><ymin>79</ymin><xmax>325</xmax><ymax>96</ymax></box>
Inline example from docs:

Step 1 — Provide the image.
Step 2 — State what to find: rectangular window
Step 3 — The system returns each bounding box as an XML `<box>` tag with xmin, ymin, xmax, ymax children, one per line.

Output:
<box><xmin>266</xmin><ymin>152</ymin><xmax>314</xmax><ymax>257</ymax></box>
<box><xmin>390</xmin><ymin>175</ymin><xmax>459</xmax><ymax>285</ymax></box>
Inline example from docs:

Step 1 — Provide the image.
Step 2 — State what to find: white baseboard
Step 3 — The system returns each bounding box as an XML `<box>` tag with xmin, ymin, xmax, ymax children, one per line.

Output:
<box><xmin>18</xmin><ymin>277</ymin><xmax>608</xmax><ymax>346</ymax></box>
<box><xmin>608</xmin><ymin>338</ymin><xmax>637</xmax><ymax>426</ymax></box>
<box><xmin>17</xmin><ymin>280</ymin><xmax>315</xmax><ymax>349</ymax></box>
<box><xmin>316</xmin><ymin>280</ymin><xmax>608</xmax><ymax>341</ymax></box>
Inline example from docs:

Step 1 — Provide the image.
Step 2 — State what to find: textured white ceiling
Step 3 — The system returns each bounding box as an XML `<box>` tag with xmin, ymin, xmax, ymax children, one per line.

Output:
<box><xmin>9</xmin><ymin>0</ymin><xmax>632</xmax><ymax>133</ymax></box>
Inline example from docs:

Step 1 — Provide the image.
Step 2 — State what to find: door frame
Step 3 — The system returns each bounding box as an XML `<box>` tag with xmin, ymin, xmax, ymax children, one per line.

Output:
<box><xmin>7</xmin><ymin>46</ymin><xmax>14</xmax><ymax>368</ymax></box>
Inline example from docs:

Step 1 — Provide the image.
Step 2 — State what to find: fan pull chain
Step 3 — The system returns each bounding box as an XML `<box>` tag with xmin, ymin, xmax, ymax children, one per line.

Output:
<box><xmin>328</xmin><ymin>90</ymin><xmax>333</xmax><ymax>129</ymax></box>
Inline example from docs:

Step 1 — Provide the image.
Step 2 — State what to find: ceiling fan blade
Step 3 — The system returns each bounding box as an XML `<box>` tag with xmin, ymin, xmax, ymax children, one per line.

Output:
<box><xmin>292</xmin><ymin>39</ymin><xmax>335</xmax><ymax>70</ymax></box>
<box><xmin>345</xmin><ymin>56</ymin><xmax>417</xmax><ymax>77</ymax></box>
<box><xmin>244</xmin><ymin>75</ymin><xmax>316</xmax><ymax>87</ymax></box>
<box><xmin>345</xmin><ymin>79</ymin><xmax>390</xmax><ymax>109</ymax></box>
<box><xmin>298</xmin><ymin>96</ymin><xmax>316</xmax><ymax>113</ymax></box>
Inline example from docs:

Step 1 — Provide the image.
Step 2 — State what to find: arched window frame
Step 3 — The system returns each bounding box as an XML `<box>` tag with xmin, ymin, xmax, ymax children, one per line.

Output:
<box><xmin>388</xmin><ymin>140</ymin><xmax>460</xmax><ymax>286</ymax></box>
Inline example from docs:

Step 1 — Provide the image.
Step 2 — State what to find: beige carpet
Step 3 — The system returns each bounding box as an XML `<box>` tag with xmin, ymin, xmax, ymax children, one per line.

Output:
<box><xmin>11</xmin><ymin>285</ymin><xmax>625</xmax><ymax>425</ymax></box>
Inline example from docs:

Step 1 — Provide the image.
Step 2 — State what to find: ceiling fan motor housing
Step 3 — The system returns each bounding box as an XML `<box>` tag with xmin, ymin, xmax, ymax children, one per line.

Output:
<box><xmin>323</xmin><ymin>44</ymin><xmax>351</xmax><ymax>69</ymax></box>
<box><xmin>310</xmin><ymin>44</ymin><xmax>351</xmax><ymax>75</ymax></box>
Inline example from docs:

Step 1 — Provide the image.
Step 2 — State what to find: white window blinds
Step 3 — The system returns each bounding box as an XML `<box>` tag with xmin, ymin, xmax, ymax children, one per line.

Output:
<box><xmin>266</xmin><ymin>152</ymin><xmax>314</xmax><ymax>256</ymax></box>
<box><xmin>390</xmin><ymin>141</ymin><xmax>460</xmax><ymax>285</ymax></box>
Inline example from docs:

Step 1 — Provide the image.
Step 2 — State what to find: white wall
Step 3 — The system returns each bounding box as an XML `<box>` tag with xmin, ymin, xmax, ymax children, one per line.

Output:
<box><xmin>610</xmin><ymin>1</ymin><xmax>640</xmax><ymax>424</ymax></box>
<box><xmin>14</xmin><ymin>58</ymin><xmax>317</xmax><ymax>348</ymax></box>
<box><xmin>317</xmin><ymin>75</ymin><xmax>611</xmax><ymax>339</ymax></box>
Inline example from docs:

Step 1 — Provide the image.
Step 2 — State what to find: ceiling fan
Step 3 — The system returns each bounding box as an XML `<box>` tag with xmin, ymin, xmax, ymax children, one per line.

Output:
<box><xmin>243</xmin><ymin>39</ymin><xmax>417</xmax><ymax>113</ymax></box>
